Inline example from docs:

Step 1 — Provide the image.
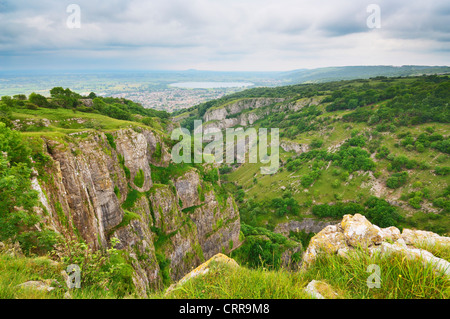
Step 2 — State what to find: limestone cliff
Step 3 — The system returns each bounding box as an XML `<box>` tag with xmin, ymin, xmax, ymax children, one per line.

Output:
<box><xmin>203</xmin><ymin>98</ymin><xmax>284</xmax><ymax>123</ymax></box>
<box><xmin>198</xmin><ymin>98</ymin><xmax>283</xmax><ymax>135</ymax></box>
<box><xmin>30</xmin><ymin>127</ymin><xmax>241</xmax><ymax>294</ymax></box>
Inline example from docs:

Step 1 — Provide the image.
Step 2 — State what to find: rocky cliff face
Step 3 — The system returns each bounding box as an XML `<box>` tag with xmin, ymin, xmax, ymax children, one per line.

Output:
<box><xmin>280</xmin><ymin>140</ymin><xmax>310</xmax><ymax>154</ymax></box>
<box><xmin>199</xmin><ymin>98</ymin><xmax>283</xmax><ymax>135</ymax></box>
<box><xmin>203</xmin><ymin>98</ymin><xmax>284</xmax><ymax>123</ymax></box>
<box><xmin>274</xmin><ymin>218</ymin><xmax>336</xmax><ymax>236</ymax></box>
<box><xmin>30</xmin><ymin>127</ymin><xmax>241</xmax><ymax>294</ymax></box>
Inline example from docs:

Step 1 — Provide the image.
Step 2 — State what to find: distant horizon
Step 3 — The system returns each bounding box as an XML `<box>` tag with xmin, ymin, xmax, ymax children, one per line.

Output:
<box><xmin>1</xmin><ymin>64</ymin><xmax>449</xmax><ymax>74</ymax></box>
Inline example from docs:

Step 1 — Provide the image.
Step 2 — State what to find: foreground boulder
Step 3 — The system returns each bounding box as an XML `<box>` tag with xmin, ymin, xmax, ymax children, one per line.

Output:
<box><xmin>304</xmin><ymin>280</ymin><xmax>340</xmax><ymax>299</ymax></box>
<box><xmin>16</xmin><ymin>280</ymin><xmax>56</xmax><ymax>292</ymax></box>
<box><xmin>302</xmin><ymin>214</ymin><xmax>450</xmax><ymax>279</ymax></box>
<box><xmin>164</xmin><ymin>253</ymin><xmax>239</xmax><ymax>295</ymax></box>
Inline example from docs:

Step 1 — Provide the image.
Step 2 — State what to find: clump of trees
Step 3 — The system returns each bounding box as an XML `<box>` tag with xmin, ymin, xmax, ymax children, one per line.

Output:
<box><xmin>386</xmin><ymin>172</ymin><xmax>408</xmax><ymax>189</ymax></box>
<box><xmin>0</xmin><ymin>123</ymin><xmax>59</xmax><ymax>254</ymax></box>
<box><xmin>398</xmin><ymin>131</ymin><xmax>449</xmax><ymax>155</ymax></box>
<box><xmin>341</xmin><ymin>76</ymin><xmax>450</xmax><ymax>127</ymax></box>
<box><xmin>286</xmin><ymin>141</ymin><xmax>375</xmax><ymax>174</ymax></box>
<box><xmin>231</xmin><ymin>223</ymin><xmax>300</xmax><ymax>270</ymax></box>
<box><xmin>239</xmin><ymin>192</ymin><xmax>302</xmax><ymax>227</ymax></box>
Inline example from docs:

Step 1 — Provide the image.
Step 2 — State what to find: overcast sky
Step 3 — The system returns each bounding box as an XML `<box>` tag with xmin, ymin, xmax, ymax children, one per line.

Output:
<box><xmin>0</xmin><ymin>0</ymin><xmax>449</xmax><ymax>71</ymax></box>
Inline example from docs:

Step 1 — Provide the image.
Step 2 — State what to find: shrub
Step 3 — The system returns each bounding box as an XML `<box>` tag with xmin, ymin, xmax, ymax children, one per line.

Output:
<box><xmin>105</xmin><ymin>133</ymin><xmax>116</xmax><ymax>150</ymax></box>
<box><xmin>28</xmin><ymin>93</ymin><xmax>50</xmax><ymax>108</ymax></box>
<box><xmin>52</xmin><ymin>237</ymin><xmax>135</xmax><ymax>297</ymax></box>
<box><xmin>310</xmin><ymin>139</ymin><xmax>324</xmax><ymax>149</ymax></box>
<box><xmin>133</xmin><ymin>169</ymin><xmax>145</xmax><ymax>188</ymax></box>
<box><xmin>386</xmin><ymin>172</ymin><xmax>408</xmax><ymax>189</ymax></box>
<box><xmin>364</xmin><ymin>197</ymin><xmax>403</xmax><ymax>228</ymax></box>
<box><xmin>435</xmin><ymin>166</ymin><xmax>450</xmax><ymax>176</ymax></box>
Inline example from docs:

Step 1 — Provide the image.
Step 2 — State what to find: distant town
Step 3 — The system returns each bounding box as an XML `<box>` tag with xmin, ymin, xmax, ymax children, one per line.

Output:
<box><xmin>109</xmin><ymin>87</ymin><xmax>249</xmax><ymax>112</ymax></box>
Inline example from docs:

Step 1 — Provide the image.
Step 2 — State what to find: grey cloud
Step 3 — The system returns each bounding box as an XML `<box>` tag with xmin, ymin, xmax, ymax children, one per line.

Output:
<box><xmin>0</xmin><ymin>0</ymin><xmax>448</xmax><ymax>70</ymax></box>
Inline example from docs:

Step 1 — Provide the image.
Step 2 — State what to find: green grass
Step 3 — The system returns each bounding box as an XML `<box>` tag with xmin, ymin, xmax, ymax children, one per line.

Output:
<box><xmin>304</xmin><ymin>248</ymin><xmax>450</xmax><ymax>299</ymax></box>
<box><xmin>157</xmin><ymin>261</ymin><xmax>310</xmax><ymax>299</ymax></box>
<box><xmin>134</xmin><ymin>169</ymin><xmax>145</xmax><ymax>188</ymax></box>
<box><xmin>0</xmin><ymin>251</ymin><xmax>138</xmax><ymax>299</ymax></box>
<box><xmin>122</xmin><ymin>189</ymin><xmax>143</xmax><ymax>210</ymax></box>
<box><xmin>2</xmin><ymin>241</ymin><xmax>449</xmax><ymax>299</ymax></box>
<box><xmin>0</xmin><ymin>254</ymin><xmax>65</xmax><ymax>299</ymax></box>
<box><xmin>153</xmin><ymin>245</ymin><xmax>450</xmax><ymax>299</ymax></box>
<box><xmin>108</xmin><ymin>210</ymin><xmax>141</xmax><ymax>236</ymax></box>
<box><xmin>150</xmin><ymin>162</ymin><xmax>194</xmax><ymax>185</ymax></box>
<box><xmin>12</xmin><ymin>107</ymin><xmax>165</xmax><ymax>136</ymax></box>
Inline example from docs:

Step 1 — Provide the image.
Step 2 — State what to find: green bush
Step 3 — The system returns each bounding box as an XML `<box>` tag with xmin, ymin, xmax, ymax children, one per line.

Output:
<box><xmin>364</xmin><ymin>197</ymin><xmax>403</xmax><ymax>228</ymax></box>
<box><xmin>105</xmin><ymin>133</ymin><xmax>116</xmax><ymax>150</ymax></box>
<box><xmin>53</xmin><ymin>237</ymin><xmax>135</xmax><ymax>297</ymax></box>
<box><xmin>435</xmin><ymin>166</ymin><xmax>450</xmax><ymax>176</ymax></box>
<box><xmin>133</xmin><ymin>169</ymin><xmax>145</xmax><ymax>188</ymax></box>
<box><xmin>312</xmin><ymin>202</ymin><xmax>364</xmax><ymax>219</ymax></box>
<box><xmin>0</xmin><ymin>123</ymin><xmax>59</xmax><ymax>254</ymax></box>
<box><xmin>28</xmin><ymin>93</ymin><xmax>50</xmax><ymax>108</ymax></box>
<box><xmin>386</xmin><ymin>172</ymin><xmax>408</xmax><ymax>189</ymax></box>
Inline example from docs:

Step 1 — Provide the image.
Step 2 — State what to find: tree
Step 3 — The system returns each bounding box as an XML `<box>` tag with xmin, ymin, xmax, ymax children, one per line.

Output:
<box><xmin>1</xmin><ymin>96</ymin><xmax>14</xmax><ymax>108</ymax></box>
<box><xmin>0</xmin><ymin>97</ymin><xmax>12</xmax><ymax>126</ymax></box>
<box><xmin>13</xmin><ymin>94</ymin><xmax>27</xmax><ymax>101</ymax></box>
<box><xmin>50</xmin><ymin>87</ymin><xmax>80</xmax><ymax>108</ymax></box>
<box><xmin>365</xmin><ymin>197</ymin><xmax>403</xmax><ymax>228</ymax></box>
<box><xmin>29</xmin><ymin>92</ymin><xmax>50</xmax><ymax>108</ymax></box>
<box><xmin>386</xmin><ymin>172</ymin><xmax>408</xmax><ymax>189</ymax></box>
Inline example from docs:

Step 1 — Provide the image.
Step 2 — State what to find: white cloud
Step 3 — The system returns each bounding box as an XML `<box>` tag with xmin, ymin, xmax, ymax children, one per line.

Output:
<box><xmin>0</xmin><ymin>0</ymin><xmax>449</xmax><ymax>70</ymax></box>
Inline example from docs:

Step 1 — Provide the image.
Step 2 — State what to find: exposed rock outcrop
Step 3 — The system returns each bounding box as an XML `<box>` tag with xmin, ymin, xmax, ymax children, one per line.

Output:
<box><xmin>304</xmin><ymin>280</ymin><xmax>340</xmax><ymax>299</ymax></box>
<box><xmin>274</xmin><ymin>218</ymin><xmax>336</xmax><ymax>236</ymax></box>
<box><xmin>285</xmin><ymin>96</ymin><xmax>323</xmax><ymax>112</ymax></box>
<box><xmin>280</xmin><ymin>140</ymin><xmax>310</xmax><ymax>154</ymax></box>
<box><xmin>164</xmin><ymin>253</ymin><xmax>239</xmax><ymax>296</ymax></box>
<box><xmin>203</xmin><ymin>98</ymin><xmax>284</xmax><ymax>123</ymax></box>
<box><xmin>302</xmin><ymin>214</ymin><xmax>450</xmax><ymax>280</ymax></box>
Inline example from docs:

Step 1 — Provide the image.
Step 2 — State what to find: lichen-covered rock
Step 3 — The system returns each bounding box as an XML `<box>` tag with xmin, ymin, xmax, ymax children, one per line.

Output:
<box><xmin>112</xmin><ymin>197</ymin><xmax>161</xmax><ymax>292</ymax></box>
<box><xmin>286</xmin><ymin>96</ymin><xmax>323</xmax><ymax>112</ymax></box>
<box><xmin>281</xmin><ymin>245</ymin><xmax>303</xmax><ymax>270</ymax></box>
<box><xmin>114</xmin><ymin>129</ymin><xmax>153</xmax><ymax>192</ymax></box>
<box><xmin>401</xmin><ymin>229</ymin><xmax>450</xmax><ymax>247</ymax></box>
<box><xmin>203</xmin><ymin>98</ymin><xmax>284</xmax><ymax>123</ymax></box>
<box><xmin>164</xmin><ymin>253</ymin><xmax>239</xmax><ymax>296</ymax></box>
<box><xmin>304</xmin><ymin>280</ymin><xmax>339</xmax><ymax>299</ymax></box>
<box><xmin>191</xmin><ymin>193</ymin><xmax>241</xmax><ymax>260</ymax></box>
<box><xmin>374</xmin><ymin>241</ymin><xmax>450</xmax><ymax>279</ymax></box>
<box><xmin>280</xmin><ymin>141</ymin><xmax>310</xmax><ymax>154</ymax></box>
<box><xmin>175</xmin><ymin>170</ymin><xmax>201</xmax><ymax>209</ymax></box>
<box><xmin>341</xmin><ymin>214</ymin><xmax>400</xmax><ymax>248</ymax></box>
<box><xmin>41</xmin><ymin>135</ymin><xmax>125</xmax><ymax>249</ymax></box>
<box><xmin>302</xmin><ymin>214</ymin><xmax>450</xmax><ymax>281</ymax></box>
<box><xmin>303</xmin><ymin>224</ymin><xmax>347</xmax><ymax>265</ymax></box>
